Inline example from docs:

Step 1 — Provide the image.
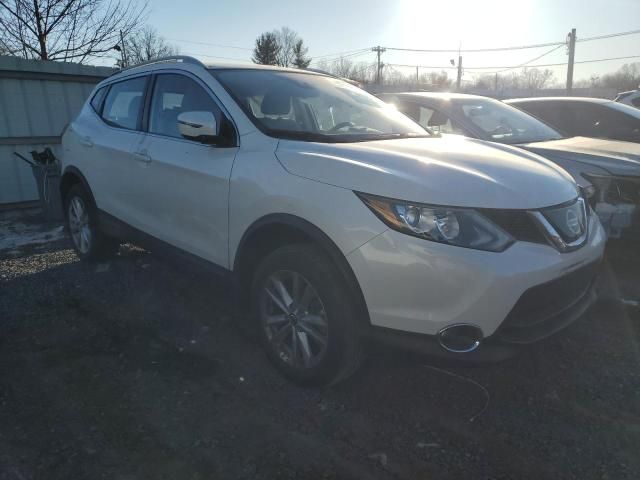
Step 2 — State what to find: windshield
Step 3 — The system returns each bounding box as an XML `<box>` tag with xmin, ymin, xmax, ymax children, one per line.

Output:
<box><xmin>451</xmin><ymin>97</ymin><xmax>563</xmax><ymax>144</ymax></box>
<box><xmin>211</xmin><ymin>69</ymin><xmax>430</xmax><ymax>142</ymax></box>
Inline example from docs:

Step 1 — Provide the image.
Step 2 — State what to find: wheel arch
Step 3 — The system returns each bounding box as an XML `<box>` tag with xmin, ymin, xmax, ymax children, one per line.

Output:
<box><xmin>60</xmin><ymin>166</ymin><xmax>96</xmax><ymax>207</ymax></box>
<box><xmin>233</xmin><ymin>213</ymin><xmax>371</xmax><ymax>328</ymax></box>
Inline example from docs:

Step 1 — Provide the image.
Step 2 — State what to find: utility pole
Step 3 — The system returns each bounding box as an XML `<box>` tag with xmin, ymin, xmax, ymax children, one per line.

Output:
<box><xmin>416</xmin><ymin>66</ymin><xmax>419</xmax><ymax>88</ymax></box>
<box><xmin>456</xmin><ymin>55</ymin><xmax>463</xmax><ymax>91</ymax></box>
<box><xmin>566</xmin><ymin>28</ymin><xmax>576</xmax><ymax>94</ymax></box>
<box><xmin>372</xmin><ymin>46</ymin><xmax>386</xmax><ymax>85</ymax></box>
<box><xmin>119</xmin><ymin>30</ymin><xmax>129</xmax><ymax>68</ymax></box>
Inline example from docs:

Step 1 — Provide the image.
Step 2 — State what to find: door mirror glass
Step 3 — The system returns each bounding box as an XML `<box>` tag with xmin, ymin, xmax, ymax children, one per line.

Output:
<box><xmin>177</xmin><ymin>111</ymin><xmax>218</xmax><ymax>144</ymax></box>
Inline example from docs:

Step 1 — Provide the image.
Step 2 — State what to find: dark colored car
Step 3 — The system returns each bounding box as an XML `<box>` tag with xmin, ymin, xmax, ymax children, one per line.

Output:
<box><xmin>506</xmin><ymin>97</ymin><xmax>640</xmax><ymax>144</ymax></box>
<box><xmin>378</xmin><ymin>92</ymin><xmax>640</xmax><ymax>239</ymax></box>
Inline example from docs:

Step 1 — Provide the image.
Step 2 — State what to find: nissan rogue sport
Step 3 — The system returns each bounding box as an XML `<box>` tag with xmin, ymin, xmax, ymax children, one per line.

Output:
<box><xmin>60</xmin><ymin>56</ymin><xmax>606</xmax><ymax>385</ymax></box>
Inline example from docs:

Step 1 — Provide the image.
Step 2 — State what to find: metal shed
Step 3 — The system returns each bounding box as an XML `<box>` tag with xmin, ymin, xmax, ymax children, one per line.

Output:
<box><xmin>0</xmin><ymin>56</ymin><xmax>115</xmax><ymax>205</ymax></box>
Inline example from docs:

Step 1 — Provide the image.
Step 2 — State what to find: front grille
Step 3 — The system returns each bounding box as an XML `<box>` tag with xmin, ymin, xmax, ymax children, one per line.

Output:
<box><xmin>498</xmin><ymin>260</ymin><xmax>600</xmax><ymax>344</ymax></box>
<box><xmin>539</xmin><ymin>199</ymin><xmax>587</xmax><ymax>244</ymax></box>
<box><xmin>480</xmin><ymin>209</ymin><xmax>547</xmax><ymax>245</ymax></box>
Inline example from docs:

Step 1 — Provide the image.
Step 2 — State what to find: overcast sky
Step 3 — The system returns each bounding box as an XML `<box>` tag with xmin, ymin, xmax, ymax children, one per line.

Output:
<box><xmin>128</xmin><ymin>0</ymin><xmax>640</xmax><ymax>84</ymax></box>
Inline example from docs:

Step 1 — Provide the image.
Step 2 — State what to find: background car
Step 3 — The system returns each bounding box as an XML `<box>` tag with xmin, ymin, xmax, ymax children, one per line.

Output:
<box><xmin>378</xmin><ymin>92</ymin><xmax>640</xmax><ymax>239</ymax></box>
<box><xmin>506</xmin><ymin>97</ymin><xmax>640</xmax><ymax>143</ymax></box>
<box><xmin>614</xmin><ymin>89</ymin><xmax>640</xmax><ymax>109</ymax></box>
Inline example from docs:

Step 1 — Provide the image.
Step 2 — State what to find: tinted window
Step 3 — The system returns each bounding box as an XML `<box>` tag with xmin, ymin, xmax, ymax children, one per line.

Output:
<box><xmin>518</xmin><ymin>102</ymin><xmax>577</xmax><ymax>136</ymax></box>
<box><xmin>101</xmin><ymin>76</ymin><xmax>147</xmax><ymax>130</ymax></box>
<box><xmin>632</xmin><ymin>97</ymin><xmax>640</xmax><ymax>108</ymax></box>
<box><xmin>571</xmin><ymin>102</ymin><xmax>640</xmax><ymax>138</ymax></box>
<box><xmin>90</xmin><ymin>86</ymin><xmax>107</xmax><ymax>113</ymax></box>
<box><xmin>212</xmin><ymin>69</ymin><xmax>429</xmax><ymax>143</ymax></box>
<box><xmin>149</xmin><ymin>74</ymin><xmax>223</xmax><ymax>140</ymax></box>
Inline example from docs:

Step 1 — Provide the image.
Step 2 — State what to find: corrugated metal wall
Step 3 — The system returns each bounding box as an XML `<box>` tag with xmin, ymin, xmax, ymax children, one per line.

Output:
<box><xmin>0</xmin><ymin>56</ymin><xmax>115</xmax><ymax>204</ymax></box>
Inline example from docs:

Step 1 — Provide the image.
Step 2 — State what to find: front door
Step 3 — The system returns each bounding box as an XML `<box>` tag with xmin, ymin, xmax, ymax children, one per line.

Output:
<box><xmin>134</xmin><ymin>72</ymin><xmax>238</xmax><ymax>268</ymax></box>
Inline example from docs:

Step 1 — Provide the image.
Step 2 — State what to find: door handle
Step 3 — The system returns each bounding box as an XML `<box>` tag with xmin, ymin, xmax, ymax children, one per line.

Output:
<box><xmin>80</xmin><ymin>136</ymin><xmax>93</xmax><ymax>147</ymax></box>
<box><xmin>134</xmin><ymin>150</ymin><xmax>152</xmax><ymax>163</ymax></box>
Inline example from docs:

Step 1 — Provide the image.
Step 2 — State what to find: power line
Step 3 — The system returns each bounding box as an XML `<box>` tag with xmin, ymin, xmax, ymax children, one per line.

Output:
<box><xmin>577</xmin><ymin>28</ymin><xmax>640</xmax><ymax>43</ymax></box>
<box><xmin>387</xmin><ymin>44</ymin><xmax>564</xmax><ymax>72</ymax></box>
<box><xmin>385</xmin><ymin>41</ymin><xmax>563</xmax><ymax>54</ymax></box>
<box><xmin>309</xmin><ymin>49</ymin><xmax>371</xmax><ymax>66</ymax></box>
<box><xmin>465</xmin><ymin>44</ymin><xmax>566</xmax><ymax>73</ymax></box>
<box><xmin>312</xmin><ymin>48</ymin><xmax>370</xmax><ymax>59</ymax></box>
<box><xmin>387</xmin><ymin>52</ymin><xmax>640</xmax><ymax>75</ymax></box>
<box><xmin>383</xmin><ymin>26</ymin><xmax>640</xmax><ymax>54</ymax></box>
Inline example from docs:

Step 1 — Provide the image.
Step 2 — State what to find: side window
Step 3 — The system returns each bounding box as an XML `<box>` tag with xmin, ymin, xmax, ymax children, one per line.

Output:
<box><xmin>632</xmin><ymin>97</ymin><xmax>640</xmax><ymax>108</ymax></box>
<box><xmin>572</xmin><ymin>103</ymin><xmax>632</xmax><ymax>137</ymax></box>
<box><xmin>149</xmin><ymin>74</ymin><xmax>223</xmax><ymax>140</ymax></box>
<box><xmin>101</xmin><ymin>76</ymin><xmax>147</xmax><ymax>130</ymax></box>
<box><xmin>90</xmin><ymin>86</ymin><xmax>107</xmax><ymax>113</ymax></box>
<box><xmin>529</xmin><ymin>103</ymin><xmax>575</xmax><ymax>134</ymax></box>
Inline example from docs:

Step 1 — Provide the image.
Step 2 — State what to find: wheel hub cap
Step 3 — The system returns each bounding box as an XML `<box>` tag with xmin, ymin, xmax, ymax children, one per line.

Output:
<box><xmin>260</xmin><ymin>270</ymin><xmax>329</xmax><ymax>369</ymax></box>
<box><xmin>68</xmin><ymin>196</ymin><xmax>91</xmax><ymax>254</ymax></box>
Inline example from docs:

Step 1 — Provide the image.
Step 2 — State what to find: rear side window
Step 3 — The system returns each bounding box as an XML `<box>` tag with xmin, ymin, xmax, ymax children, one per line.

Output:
<box><xmin>632</xmin><ymin>97</ymin><xmax>640</xmax><ymax>108</ymax></box>
<box><xmin>101</xmin><ymin>76</ymin><xmax>148</xmax><ymax>130</ymax></box>
<box><xmin>90</xmin><ymin>86</ymin><xmax>107</xmax><ymax>113</ymax></box>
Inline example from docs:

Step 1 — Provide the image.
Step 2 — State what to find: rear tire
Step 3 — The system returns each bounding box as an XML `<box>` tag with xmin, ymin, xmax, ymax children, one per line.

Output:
<box><xmin>251</xmin><ymin>244</ymin><xmax>365</xmax><ymax>386</ymax></box>
<box><xmin>64</xmin><ymin>184</ymin><xmax>119</xmax><ymax>261</ymax></box>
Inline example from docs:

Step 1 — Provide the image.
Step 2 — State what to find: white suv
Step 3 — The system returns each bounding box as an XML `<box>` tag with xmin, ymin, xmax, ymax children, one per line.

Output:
<box><xmin>61</xmin><ymin>57</ymin><xmax>606</xmax><ymax>385</ymax></box>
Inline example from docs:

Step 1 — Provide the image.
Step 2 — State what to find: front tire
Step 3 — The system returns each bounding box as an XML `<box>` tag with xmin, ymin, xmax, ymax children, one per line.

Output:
<box><xmin>251</xmin><ymin>244</ymin><xmax>364</xmax><ymax>386</ymax></box>
<box><xmin>64</xmin><ymin>184</ymin><xmax>119</xmax><ymax>261</ymax></box>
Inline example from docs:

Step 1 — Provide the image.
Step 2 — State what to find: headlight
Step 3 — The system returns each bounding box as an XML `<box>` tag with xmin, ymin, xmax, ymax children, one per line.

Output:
<box><xmin>357</xmin><ymin>192</ymin><xmax>514</xmax><ymax>252</ymax></box>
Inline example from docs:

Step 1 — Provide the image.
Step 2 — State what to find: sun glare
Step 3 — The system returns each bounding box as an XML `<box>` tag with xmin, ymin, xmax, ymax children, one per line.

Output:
<box><xmin>393</xmin><ymin>0</ymin><xmax>535</xmax><ymax>51</ymax></box>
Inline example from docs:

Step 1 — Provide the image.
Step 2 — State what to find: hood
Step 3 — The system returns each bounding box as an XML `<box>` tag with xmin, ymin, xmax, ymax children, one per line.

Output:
<box><xmin>275</xmin><ymin>135</ymin><xmax>578</xmax><ymax>209</ymax></box>
<box><xmin>521</xmin><ymin>136</ymin><xmax>640</xmax><ymax>177</ymax></box>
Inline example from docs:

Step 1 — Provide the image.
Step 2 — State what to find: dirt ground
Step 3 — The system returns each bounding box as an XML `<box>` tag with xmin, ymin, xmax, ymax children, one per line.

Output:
<box><xmin>1</xmin><ymin>211</ymin><xmax>639</xmax><ymax>480</ymax></box>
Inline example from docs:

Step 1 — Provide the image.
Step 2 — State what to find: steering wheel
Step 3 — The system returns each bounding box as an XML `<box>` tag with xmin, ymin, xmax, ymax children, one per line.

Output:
<box><xmin>328</xmin><ymin>121</ymin><xmax>355</xmax><ymax>133</ymax></box>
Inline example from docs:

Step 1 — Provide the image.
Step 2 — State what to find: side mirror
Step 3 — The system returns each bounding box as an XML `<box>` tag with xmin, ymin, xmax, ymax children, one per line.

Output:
<box><xmin>177</xmin><ymin>111</ymin><xmax>219</xmax><ymax>144</ymax></box>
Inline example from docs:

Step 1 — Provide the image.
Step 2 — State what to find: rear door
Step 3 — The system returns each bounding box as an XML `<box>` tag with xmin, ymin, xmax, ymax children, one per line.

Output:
<box><xmin>84</xmin><ymin>75</ymin><xmax>149</xmax><ymax>222</ymax></box>
<box><xmin>134</xmin><ymin>72</ymin><xmax>238</xmax><ymax>267</ymax></box>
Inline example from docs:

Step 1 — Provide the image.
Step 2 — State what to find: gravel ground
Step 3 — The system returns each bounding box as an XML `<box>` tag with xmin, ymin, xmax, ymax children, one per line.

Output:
<box><xmin>1</xmin><ymin>212</ymin><xmax>639</xmax><ymax>480</ymax></box>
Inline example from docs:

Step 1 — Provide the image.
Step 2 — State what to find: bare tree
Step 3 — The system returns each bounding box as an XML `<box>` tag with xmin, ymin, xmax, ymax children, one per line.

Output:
<box><xmin>331</xmin><ymin>56</ymin><xmax>355</xmax><ymax>78</ymax></box>
<box><xmin>421</xmin><ymin>70</ymin><xmax>452</xmax><ymax>90</ymax></box>
<box><xmin>273</xmin><ymin>26</ymin><xmax>298</xmax><ymax>67</ymax></box>
<box><xmin>125</xmin><ymin>26</ymin><xmax>178</xmax><ymax>66</ymax></box>
<box><xmin>315</xmin><ymin>58</ymin><xmax>375</xmax><ymax>83</ymax></box>
<box><xmin>519</xmin><ymin>67</ymin><xmax>554</xmax><ymax>90</ymax></box>
<box><xmin>600</xmin><ymin>62</ymin><xmax>640</xmax><ymax>91</ymax></box>
<box><xmin>0</xmin><ymin>0</ymin><xmax>147</xmax><ymax>63</ymax></box>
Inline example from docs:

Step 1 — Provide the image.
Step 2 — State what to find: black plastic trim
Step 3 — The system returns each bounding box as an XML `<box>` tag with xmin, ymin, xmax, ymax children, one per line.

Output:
<box><xmin>97</xmin><ymin>209</ymin><xmax>231</xmax><ymax>279</ymax></box>
<box><xmin>60</xmin><ymin>166</ymin><xmax>96</xmax><ymax>206</ymax></box>
<box><xmin>369</xmin><ymin>326</ymin><xmax>518</xmax><ymax>363</ymax></box>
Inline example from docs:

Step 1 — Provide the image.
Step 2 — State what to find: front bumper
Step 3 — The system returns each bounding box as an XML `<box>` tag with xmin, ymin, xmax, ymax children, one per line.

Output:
<box><xmin>347</xmin><ymin>212</ymin><xmax>606</xmax><ymax>344</ymax></box>
<box><xmin>367</xmin><ymin>259</ymin><xmax>601</xmax><ymax>362</ymax></box>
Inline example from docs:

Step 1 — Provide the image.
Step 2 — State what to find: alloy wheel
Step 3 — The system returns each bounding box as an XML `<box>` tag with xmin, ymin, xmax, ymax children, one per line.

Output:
<box><xmin>260</xmin><ymin>270</ymin><xmax>329</xmax><ymax>369</ymax></box>
<box><xmin>68</xmin><ymin>196</ymin><xmax>92</xmax><ymax>254</ymax></box>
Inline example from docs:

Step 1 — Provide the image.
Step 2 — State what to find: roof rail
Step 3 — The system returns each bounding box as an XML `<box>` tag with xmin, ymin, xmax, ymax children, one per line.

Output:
<box><xmin>114</xmin><ymin>55</ymin><xmax>206</xmax><ymax>75</ymax></box>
